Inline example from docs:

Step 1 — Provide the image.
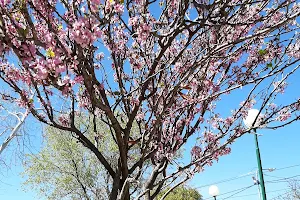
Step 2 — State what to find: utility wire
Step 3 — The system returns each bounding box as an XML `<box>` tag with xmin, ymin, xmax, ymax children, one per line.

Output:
<box><xmin>274</xmin><ymin>164</ymin><xmax>300</xmax><ymax>171</ymax></box>
<box><xmin>266</xmin><ymin>174</ymin><xmax>300</xmax><ymax>184</ymax></box>
<box><xmin>221</xmin><ymin>185</ymin><xmax>255</xmax><ymax>200</ymax></box>
<box><xmin>201</xmin><ymin>177</ymin><xmax>298</xmax><ymax>200</ymax></box>
<box><xmin>265</xmin><ymin>174</ymin><xmax>289</xmax><ymax>179</ymax></box>
<box><xmin>202</xmin><ymin>185</ymin><xmax>255</xmax><ymax>200</ymax></box>
<box><xmin>197</xmin><ymin>164</ymin><xmax>300</xmax><ymax>200</ymax></box>
<box><xmin>217</xmin><ymin>174</ymin><xmax>300</xmax><ymax>199</ymax></box>
<box><xmin>195</xmin><ymin>164</ymin><xmax>300</xmax><ymax>189</ymax></box>
<box><xmin>195</xmin><ymin>172</ymin><xmax>254</xmax><ymax>189</ymax></box>
<box><xmin>220</xmin><ymin>188</ymin><xmax>290</xmax><ymax>199</ymax></box>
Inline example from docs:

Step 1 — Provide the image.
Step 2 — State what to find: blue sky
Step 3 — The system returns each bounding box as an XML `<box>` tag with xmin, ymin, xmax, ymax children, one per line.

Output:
<box><xmin>191</xmin><ymin>120</ymin><xmax>300</xmax><ymax>200</ymax></box>
<box><xmin>1</xmin><ymin>71</ymin><xmax>299</xmax><ymax>200</ymax></box>
<box><xmin>1</xmin><ymin>116</ymin><xmax>299</xmax><ymax>200</ymax></box>
<box><xmin>1</xmin><ymin>1</ymin><xmax>300</xmax><ymax>200</ymax></box>
<box><xmin>188</xmin><ymin>69</ymin><xmax>300</xmax><ymax>200</ymax></box>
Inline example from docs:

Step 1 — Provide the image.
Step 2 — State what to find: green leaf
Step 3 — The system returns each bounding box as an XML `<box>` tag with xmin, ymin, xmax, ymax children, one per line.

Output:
<box><xmin>17</xmin><ymin>27</ymin><xmax>29</xmax><ymax>37</ymax></box>
<box><xmin>258</xmin><ymin>49</ymin><xmax>267</xmax><ymax>56</ymax></box>
<box><xmin>112</xmin><ymin>91</ymin><xmax>121</xmax><ymax>95</ymax></box>
<box><xmin>267</xmin><ymin>63</ymin><xmax>273</xmax><ymax>68</ymax></box>
<box><xmin>158</xmin><ymin>82</ymin><xmax>165</xmax><ymax>88</ymax></box>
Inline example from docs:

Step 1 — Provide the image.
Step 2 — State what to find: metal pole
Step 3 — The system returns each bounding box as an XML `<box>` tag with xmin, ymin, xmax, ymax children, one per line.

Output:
<box><xmin>254</xmin><ymin>130</ymin><xmax>267</xmax><ymax>200</ymax></box>
<box><xmin>256</xmin><ymin>170</ymin><xmax>262</xmax><ymax>200</ymax></box>
<box><xmin>214</xmin><ymin>196</ymin><xmax>216</xmax><ymax>200</ymax></box>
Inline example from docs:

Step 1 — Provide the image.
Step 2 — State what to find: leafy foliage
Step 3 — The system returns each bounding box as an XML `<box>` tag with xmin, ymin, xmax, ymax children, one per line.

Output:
<box><xmin>23</xmin><ymin>119</ymin><xmax>115</xmax><ymax>200</ymax></box>
<box><xmin>156</xmin><ymin>186</ymin><xmax>202</xmax><ymax>200</ymax></box>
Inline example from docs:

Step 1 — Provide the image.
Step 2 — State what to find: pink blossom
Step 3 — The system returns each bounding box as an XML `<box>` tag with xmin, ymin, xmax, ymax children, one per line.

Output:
<box><xmin>137</xmin><ymin>23</ymin><xmax>151</xmax><ymax>43</ymax></box>
<box><xmin>240</xmin><ymin>99</ymin><xmax>256</xmax><ymax>110</ymax></box>
<box><xmin>268</xmin><ymin>103</ymin><xmax>277</xmax><ymax>110</ymax></box>
<box><xmin>55</xmin><ymin>65</ymin><xmax>66</xmax><ymax>74</ymax></box>
<box><xmin>203</xmin><ymin>131</ymin><xmax>216</xmax><ymax>143</ymax></box>
<box><xmin>273</xmin><ymin>81</ymin><xmax>287</xmax><ymax>94</ymax></box>
<box><xmin>276</xmin><ymin>108</ymin><xmax>291</xmax><ymax>121</ymax></box>
<box><xmin>191</xmin><ymin>146</ymin><xmax>202</xmax><ymax>159</ymax></box>
<box><xmin>74</xmin><ymin>76</ymin><xmax>84</xmax><ymax>84</ymax></box>
<box><xmin>114</xmin><ymin>4</ymin><xmax>124</xmax><ymax>13</ymax></box>
<box><xmin>70</xmin><ymin>17</ymin><xmax>100</xmax><ymax>47</ymax></box>
<box><xmin>224</xmin><ymin>117</ymin><xmax>234</xmax><ymax>125</ymax></box>
<box><xmin>77</xmin><ymin>93</ymin><xmax>91</xmax><ymax>109</ymax></box>
<box><xmin>128</xmin><ymin>17</ymin><xmax>139</xmax><ymax>26</ymax></box>
<box><xmin>96</xmin><ymin>52</ymin><xmax>105</xmax><ymax>60</ymax></box>
<box><xmin>58</xmin><ymin>114</ymin><xmax>70</xmax><ymax>126</ymax></box>
<box><xmin>0</xmin><ymin>0</ymin><xmax>10</xmax><ymax>6</ymax></box>
<box><xmin>136</xmin><ymin>112</ymin><xmax>145</xmax><ymax>121</ymax></box>
<box><xmin>36</xmin><ymin>65</ymin><xmax>48</xmax><ymax>80</ymax></box>
<box><xmin>131</xmin><ymin>98</ymin><xmax>140</xmax><ymax>105</ymax></box>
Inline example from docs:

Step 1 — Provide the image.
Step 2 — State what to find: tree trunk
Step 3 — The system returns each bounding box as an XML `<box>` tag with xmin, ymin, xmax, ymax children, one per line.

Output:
<box><xmin>110</xmin><ymin>169</ymin><xmax>121</xmax><ymax>200</ymax></box>
<box><xmin>144</xmin><ymin>191</ymin><xmax>151</xmax><ymax>200</ymax></box>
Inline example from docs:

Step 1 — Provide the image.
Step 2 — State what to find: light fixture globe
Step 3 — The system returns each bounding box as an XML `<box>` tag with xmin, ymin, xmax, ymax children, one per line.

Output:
<box><xmin>243</xmin><ymin>109</ymin><xmax>260</xmax><ymax>128</ymax></box>
<box><xmin>209</xmin><ymin>185</ymin><xmax>219</xmax><ymax>197</ymax></box>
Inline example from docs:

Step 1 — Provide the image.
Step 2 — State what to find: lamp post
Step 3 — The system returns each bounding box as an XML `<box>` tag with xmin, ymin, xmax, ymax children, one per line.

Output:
<box><xmin>209</xmin><ymin>185</ymin><xmax>219</xmax><ymax>200</ymax></box>
<box><xmin>254</xmin><ymin>168</ymin><xmax>276</xmax><ymax>200</ymax></box>
<box><xmin>244</xmin><ymin>109</ymin><xmax>267</xmax><ymax>200</ymax></box>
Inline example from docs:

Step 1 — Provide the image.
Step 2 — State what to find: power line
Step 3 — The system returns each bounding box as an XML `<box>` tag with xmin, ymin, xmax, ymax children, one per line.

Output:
<box><xmin>264</xmin><ymin>173</ymin><xmax>300</xmax><ymax>183</ymax></box>
<box><xmin>195</xmin><ymin>172</ymin><xmax>254</xmax><ymax>189</ymax></box>
<box><xmin>266</xmin><ymin>174</ymin><xmax>300</xmax><ymax>184</ymax></box>
<box><xmin>197</xmin><ymin>164</ymin><xmax>300</xmax><ymax>200</ymax></box>
<box><xmin>265</xmin><ymin>174</ymin><xmax>288</xmax><ymax>179</ymax></box>
<box><xmin>220</xmin><ymin>188</ymin><xmax>290</xmax><ymax>199</ymax></box>
<box><xmin>274</xmin><ymin>164</ymin><xmax>300</xmax><ymax>171</ymax></box>
<box><xmin>203</xmin><ymin>185</ymin><xmax>293</xmax><ymax>200</ymax></box>
<box><xmin>195</xmin><ymin>164</ymin><xmax>300</xmax><ymax>189</ymax></box>
<box><xmin>202</xmin><ymin>185</ymin><xmax>254</xmax><ymax>200</ymax></box>
<box><xmin>214</xmin><ymin>175</ymin><xmax>300</xmax><ymax>199</ymax></box>
<box><xmin>221</xmin><ymin>185</ymin><xmax>255</xmax><ymax>200</ymax></box>
<box><xmin>201</xmin><ymin>176</ymin><xmax>298</xmax><ymax>200</ymax></box>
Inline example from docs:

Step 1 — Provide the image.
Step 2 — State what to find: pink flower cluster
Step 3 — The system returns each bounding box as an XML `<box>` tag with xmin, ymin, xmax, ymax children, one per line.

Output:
<box><xmin>273</xmin><ymin>81</ymin><xmax>287</xmax><ymax>94</ymax></box>
<box><xmin>128</xmin><ymin>17</ymin><xmax>139</xmax><ymax>26</ymax></box>
<box><xmin>136</xmin><ymin>23</ymin><xmax>151</xmax><ymax>44</ymax></box>
<box><xmin>58</xmin><ymin>114</ymin><xmax>70</xmax><ymax>126</ymax></box>
<box><xmin>276</xmin><ymin>108</ymin><xmax>291</xmax><ymax>121</ymax></box>
<box><xmin>70</xmin><ymin>17</ymin><xmax>102</xmax><ymax>47</ymax></box>
<box><xmin>0</xmin><ymin>0</ymin><xmax>10</xmax><ymax>7</ymax></box>
<box><xmin>191</xmin><ymin>146</ymin><xmax>202</xmax><ymax>160</ymax></box>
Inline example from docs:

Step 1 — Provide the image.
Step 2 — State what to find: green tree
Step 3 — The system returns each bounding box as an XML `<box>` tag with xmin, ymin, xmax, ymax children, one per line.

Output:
<box><xmin>22</xmin><ymin>115</ymin><xmax>162</xmax><ymax>199</ymax></box>
<box><xmin>156</xmin><ymin>186</ymin><xmax>202</xmax><ymax>200</ymax></box>
<box><xmin>22</xmin><ymin>117</ymin><xmax>121</xmax><ymax>200</ymax></box>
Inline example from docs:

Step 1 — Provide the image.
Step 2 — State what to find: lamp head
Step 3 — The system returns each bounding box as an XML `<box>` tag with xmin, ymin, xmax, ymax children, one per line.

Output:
<box><xmin>209</xmin><ymin>185</ymin><xmax>219</xmax><ymax>197</ymax></box>
<box><xmin>243</xmin><ymin>109</ymin><xmax>260</xmax><ymax>128</ymax></box>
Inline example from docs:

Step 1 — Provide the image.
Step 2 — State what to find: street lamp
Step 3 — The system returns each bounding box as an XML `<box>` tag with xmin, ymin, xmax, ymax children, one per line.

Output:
<box><xmin>209</xmin><ymin>185</ymin><xmax>219</xmax><ymax>200</ymax></box>
<box><xmin>243</xmin><ymin>109</ymin><xmax>267</xmax><ymax>200</ymax></box>
<box><xmin>254</xmin><ymin>168</ymin><xmax>276</xmax><ymax>200</ymax></box>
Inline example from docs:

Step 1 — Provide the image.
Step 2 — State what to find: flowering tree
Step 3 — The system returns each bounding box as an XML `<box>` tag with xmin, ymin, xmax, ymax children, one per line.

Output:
<box><xmin>0</xmin><ymin>0</ymin><xmax>300</xmax><ymax>199</ymax></box>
